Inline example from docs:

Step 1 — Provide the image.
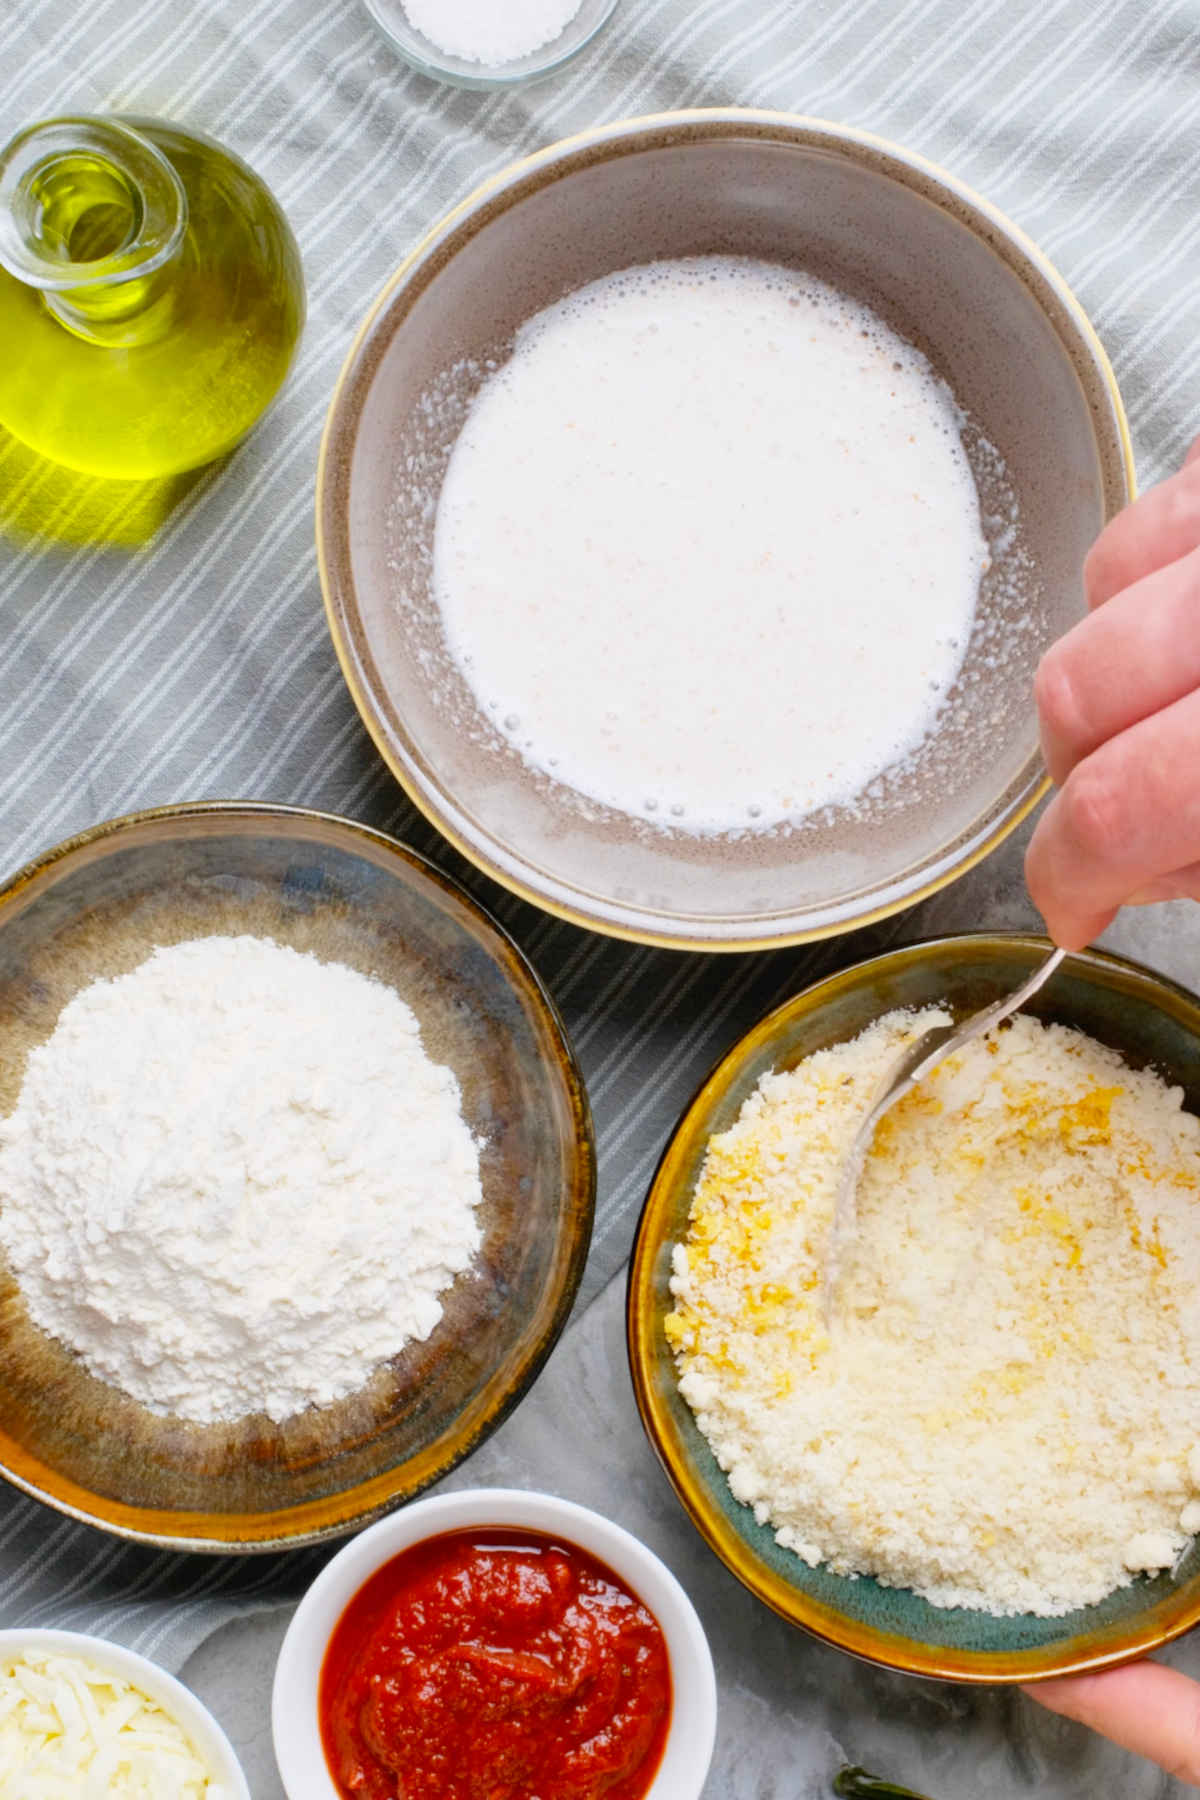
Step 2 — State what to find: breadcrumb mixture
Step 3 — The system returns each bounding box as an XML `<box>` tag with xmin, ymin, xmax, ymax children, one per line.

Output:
<box><xmin>666</xmin><ymin>1010</ymin><xmax>1200</xmax><ymax>1616</ymax></box>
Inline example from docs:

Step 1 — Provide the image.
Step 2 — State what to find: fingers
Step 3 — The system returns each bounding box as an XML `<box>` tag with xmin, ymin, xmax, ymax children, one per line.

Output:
<box><xmin>1084</xmin><ymin>452</ymin><xmax>1200</xmax><ymax>612</ymax></box>
<box><xmin>1029</xmin><ymin>437</ymin><xmax>1200</xmax><ymax>943</ymax></box>
<box><xmin>1025</xmin><ymin>1664</ymin><xmax>1200</xmax><ymax>1788</ymax></box>
<box><xmin>1037</xmin><ymin>544</ymin><xmax>1200</xmax><ymax>786</ymax></box>
<box><xmin>1025</xmin><ymin>684</ymin><xmax>1200</xmax><ymax>948</ymax></box>
<box><xmin>1125</xmin><ymin>861</ymin><xmax>1200</xmax><ymax>904</ymax></box>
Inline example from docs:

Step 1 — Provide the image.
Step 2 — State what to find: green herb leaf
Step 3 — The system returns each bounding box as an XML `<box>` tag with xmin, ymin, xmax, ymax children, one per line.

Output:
<box><xmin>834</xmin><ymin>1766</ymin><xmax>936</xmax><ymax>1799</ymax></box>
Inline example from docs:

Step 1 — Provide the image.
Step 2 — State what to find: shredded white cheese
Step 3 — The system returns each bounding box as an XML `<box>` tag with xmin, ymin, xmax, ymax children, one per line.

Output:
<box><xmin>667</xmin><ymin>1010</ymin><xmax>1200</xmax><ymax>1616</ymax></box>
<box><xmin>0</xmin><ymin>1647</ymin><xmax>222</xmax><ymax>1797</ymax></box>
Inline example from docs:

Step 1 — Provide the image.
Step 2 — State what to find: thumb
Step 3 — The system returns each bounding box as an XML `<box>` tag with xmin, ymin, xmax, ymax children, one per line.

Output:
<box><xmin>1025</xmin><ymin>1663</ymin><xmax>1200</xmax><ymax>1787</ymax></box>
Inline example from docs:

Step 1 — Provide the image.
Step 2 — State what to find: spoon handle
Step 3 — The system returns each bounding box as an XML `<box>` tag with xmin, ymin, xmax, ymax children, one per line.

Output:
<box><xmin>864</xmin><ymin>944</ymin><xmax>1068</xmax><ymax>1127</ymax></box>
<box><xmin>823</xmin><ymin>943</ymin><xmax>1067</xmax><ymax>1321</ymax></box>
<box><xmin>910</xmin><ymin>943</ymin><xmax>1067</xmax><ymax>1075</ymax></box>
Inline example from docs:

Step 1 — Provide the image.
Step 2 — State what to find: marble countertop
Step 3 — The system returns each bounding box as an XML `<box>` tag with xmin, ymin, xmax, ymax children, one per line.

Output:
<box><xmin>184</xmin><ymin>821</ymin><xmax>1200</xmax><ymax>1800</ymax></box>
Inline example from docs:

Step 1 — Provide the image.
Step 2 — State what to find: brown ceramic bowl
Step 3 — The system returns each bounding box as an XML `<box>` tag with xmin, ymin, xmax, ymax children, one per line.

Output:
<box><xmin>318</xmin><ymin>110</ymin><xmax>1134</xmax><ymax>952</ymax></box>
<box><xmin>0</xmin><ymin>802</ymin><xmax>594</xmax><ymax>1551</ymax></box>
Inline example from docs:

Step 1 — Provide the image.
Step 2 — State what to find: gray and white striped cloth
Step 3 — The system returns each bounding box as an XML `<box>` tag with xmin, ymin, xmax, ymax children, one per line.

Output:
<box><xmin>2</xmin><ymin>0</ymin><xmax>1200</xmax><ymax>1678</ymax></box>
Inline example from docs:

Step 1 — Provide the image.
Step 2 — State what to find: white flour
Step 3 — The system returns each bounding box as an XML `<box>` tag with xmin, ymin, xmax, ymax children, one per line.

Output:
<box><xmin>434</xmin><ymin>256</ymin><xmax>986</xmax><ymax>832</ymax></box>
<box><xmin>0</xmin><ymin>936</ymin><xmax>483</xmax><ymax>1425</ymax></box>
<box><xmin>400</xmin><ymin>0</ymin><xmax>584</xmax><ymax>63</ymax></box>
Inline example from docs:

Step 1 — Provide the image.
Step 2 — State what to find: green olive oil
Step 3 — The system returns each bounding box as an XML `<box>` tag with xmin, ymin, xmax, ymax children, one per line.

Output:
<box><xmin>0</xmin><ymin>115</ymin><xmax>304</xmax><ymax>480</ymax></box>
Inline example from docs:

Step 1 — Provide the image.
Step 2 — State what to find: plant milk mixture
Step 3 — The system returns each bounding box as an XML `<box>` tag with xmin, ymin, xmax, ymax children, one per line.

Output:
<box><xmin>434</xmin><ymin>257</ymin><xmax>988</xmax><ymax>833</ymax></box>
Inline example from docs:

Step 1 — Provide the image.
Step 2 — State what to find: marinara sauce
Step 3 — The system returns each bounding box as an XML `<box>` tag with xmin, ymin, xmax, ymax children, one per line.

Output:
<box><xmin>319</xmin><ymin>1528</ymin><xmax>673</xmax><ymax>1800</ymax></box>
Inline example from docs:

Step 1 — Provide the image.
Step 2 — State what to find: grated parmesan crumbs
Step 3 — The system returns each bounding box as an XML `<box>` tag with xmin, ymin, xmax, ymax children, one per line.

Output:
<box><xmin>666</xmin><ymin>1010</ymin><xmax>1200</xmax><ymax>1616</ymax></box>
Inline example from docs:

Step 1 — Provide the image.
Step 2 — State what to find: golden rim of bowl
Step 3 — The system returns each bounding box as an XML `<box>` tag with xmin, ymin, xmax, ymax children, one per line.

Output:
<box><xmin>627</xmin><ymin>931</ymin><xmax>1200</xmax><ymax>1681</ymax></box>
<box><xmin>0</xmin><ymin>799</ymin><xmax>596</xmax><ymax>1552</ymax></box>
<box><xmin>315</xmin><ymin>109</ymin><xmax>1137</xmax><ymax>953</ymax></box>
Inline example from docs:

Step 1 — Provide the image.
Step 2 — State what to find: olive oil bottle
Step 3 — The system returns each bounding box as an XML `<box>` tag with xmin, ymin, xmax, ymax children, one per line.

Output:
<box><xmin>0</xmin><ymin>114</ymin><xmax>304</xmax><ymax>480</ymax></box>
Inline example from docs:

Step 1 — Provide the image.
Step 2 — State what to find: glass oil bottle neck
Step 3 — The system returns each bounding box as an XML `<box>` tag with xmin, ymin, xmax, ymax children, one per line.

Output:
<box><xmin>0</xmin><ymin>116</ymin><xmax>187</xmax><ymax>347</ymax></box>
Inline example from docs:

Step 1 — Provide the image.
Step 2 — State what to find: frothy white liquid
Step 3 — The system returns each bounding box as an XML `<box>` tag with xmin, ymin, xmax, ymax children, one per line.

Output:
<box><xmin>434</xmin><ymin>257</ymin><xmax>987</xmax><ymax>832</ymax></box>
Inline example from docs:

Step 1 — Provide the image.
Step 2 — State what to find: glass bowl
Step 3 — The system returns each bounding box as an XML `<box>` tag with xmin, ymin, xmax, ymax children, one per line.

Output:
<box><xmin>627</xmin><ymin>933</ymin><xmax>1200</xmax><ymax>1681</ymax></box>
<box><xmin>359</xmin><ymin>0</ymin><xmax>618</xmax><ymax>89</ymax></box>
<box><xmin>0</xmin><ymin>801</ymin><xmax>594</xmax><ymax>1551</ymax></box>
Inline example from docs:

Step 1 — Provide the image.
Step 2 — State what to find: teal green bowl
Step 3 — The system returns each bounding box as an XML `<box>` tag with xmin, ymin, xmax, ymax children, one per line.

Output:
<box><xmin>628</xmin><ymin>933</ymin><xmax>1200</xmax><ymax>1682</ymax></box>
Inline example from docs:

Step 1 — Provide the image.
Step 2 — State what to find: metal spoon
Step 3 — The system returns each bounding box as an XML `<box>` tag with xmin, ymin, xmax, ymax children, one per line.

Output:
<box><xmin>822</xmin><ymin>944</ymin><xmax>1067</xmax><ymax>1320</ymax></box>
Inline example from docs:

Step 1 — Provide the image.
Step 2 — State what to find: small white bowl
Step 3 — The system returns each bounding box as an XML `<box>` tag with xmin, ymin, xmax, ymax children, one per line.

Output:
<box><xmin>359</xmin><ymin>0</ymin><xmax>618</xmax><ymax>89</ymax></box>
<box><xmin>0</xmin><ymin>1628</ymin><xmax>250</xmax><ymax>1796</ymax></box>
<box><xmin>273</xmin><ymin>1486</ymin><xmax>717</xmax><ymax>1799</ymax></box>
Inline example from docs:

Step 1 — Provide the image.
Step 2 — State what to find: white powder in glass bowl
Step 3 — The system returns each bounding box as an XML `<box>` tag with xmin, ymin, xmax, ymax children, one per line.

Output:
<box><xmin>667</xmin><ymin>1009</ymin><xmax>1200</xmax><ymax>1616</ymax></box>
<box><xmin>400</xmin><ymin>0</ymin><xmax>585</xmax><ymax>64</ymax></box>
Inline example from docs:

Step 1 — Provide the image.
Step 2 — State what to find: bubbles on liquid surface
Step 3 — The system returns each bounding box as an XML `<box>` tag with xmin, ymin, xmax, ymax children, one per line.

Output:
<box><xmin>432</xmin><ymin>255</ymin><xmax>988</xmax><ymax>836</ymax></box>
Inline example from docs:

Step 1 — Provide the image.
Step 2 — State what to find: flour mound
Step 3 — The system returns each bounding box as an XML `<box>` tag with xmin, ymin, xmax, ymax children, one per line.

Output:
<box><xmin>667</xmin><ymin>1011</ymin><xmax>1200</xmax><ymax>1616</ymax></box>
<box><xmin>0</xmin><ymin>936</ymin><xmax>483</xmax><ymax>1424</ymax></box>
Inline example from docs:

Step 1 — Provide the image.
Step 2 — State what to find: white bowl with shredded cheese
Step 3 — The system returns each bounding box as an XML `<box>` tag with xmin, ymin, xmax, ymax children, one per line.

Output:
<box><xmin>0</xmin><ymin>1631</ymin><xmax>249</xmax><ymax>1800</ymax></box>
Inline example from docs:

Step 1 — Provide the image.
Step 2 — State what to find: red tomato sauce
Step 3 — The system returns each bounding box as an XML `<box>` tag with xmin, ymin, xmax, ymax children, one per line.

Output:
<box><xmin>318</xmin><ymin>1527</ymin><xmax>673</xmax><ymax>1800</ymax></box>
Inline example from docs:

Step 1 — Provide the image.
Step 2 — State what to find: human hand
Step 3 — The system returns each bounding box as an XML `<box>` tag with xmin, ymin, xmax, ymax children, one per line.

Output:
<box><xmin>1025</xmin><ymin>1663</ymin><xmax>1200</xmax><ymax>1788</ymax></box>
<box><xmin>1022</xmin><ymin>443</ymin><xmax>1200</xmax><ymax>1784</ymax></box>
<box><xmin>1025</xmin><ymin>437</ymin><xmax>1200</xmax><ymax>948</ymax></box>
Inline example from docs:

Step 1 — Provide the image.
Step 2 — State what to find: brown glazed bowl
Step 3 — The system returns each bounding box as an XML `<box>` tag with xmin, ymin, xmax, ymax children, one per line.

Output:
<box><xmin>629</xmin><ymin>934</ymin><xmax>1200</xmax><ymax>1681</ymax></box>
<box><xmin>0</xmin><ymin>803</ymin><xmax>594</xmax><ymax>1551</ymax></box>
<box><xmin>318</xmin><ymin>110</ymin><xmax>1134</xmax><ymax>952</ymax></box>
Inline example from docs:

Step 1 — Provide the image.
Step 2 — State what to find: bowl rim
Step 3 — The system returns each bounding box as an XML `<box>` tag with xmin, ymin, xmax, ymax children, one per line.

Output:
<box><xmin>0</xmin><ymin>798</ymin><xmax>596</xmax><ymax>1554</ymax></box>
<box><xmin>315</xmin><ymin>107</ymin><xmax>1137</xmax><ymax>954</ymax></box>
<box><xmin>0</xmin><ymin>1626</ymin><xmax>251</xmax><ymax>1796</ymax></box>
<box><xmin>627</xmin><ymin>929</ymin><xmax>1200</xmax><ymax>1682</ymax></box>
<box><xmin>271</xmin><ymin>1485</ymin><xmax>717</xmax><ymax>1800</ymax></box>
<box><xmin>358</xmin><ymin>0</ymin><xmax>619</xmax><ymax>90</ymax></box>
